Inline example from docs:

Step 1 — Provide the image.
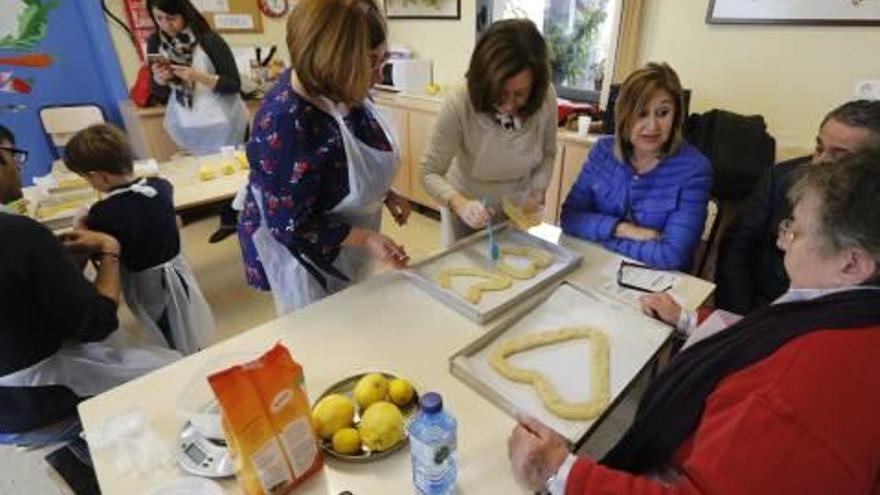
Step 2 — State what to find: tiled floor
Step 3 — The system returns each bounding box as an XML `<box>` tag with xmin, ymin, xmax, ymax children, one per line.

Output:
<box><xmin>0</xmin><ymin>207</ymin><xmax>639</xmax><ymax>493</ymax></box>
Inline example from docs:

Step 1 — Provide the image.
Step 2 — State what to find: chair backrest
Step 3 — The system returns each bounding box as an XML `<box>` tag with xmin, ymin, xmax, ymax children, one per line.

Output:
<box><xmin>691</xmin><ymin>198</ymin><xmax>720</xmax><ymax>278</ymax></box>
<box><xmin>39</xmin><ymin>104</ymin><xmax>107</xmax><ymax>159</ymax></box>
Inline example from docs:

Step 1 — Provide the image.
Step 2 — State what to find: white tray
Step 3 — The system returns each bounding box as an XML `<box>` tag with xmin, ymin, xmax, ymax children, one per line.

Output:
<box><xmin>450</xmin><ymin>282</ymin><xmax>672</xmax><ymax>444</ymax></box>
<box><xmin>404</xmin><ymin>225</ymin><xmax>582</xmax><ymax>324</ymax></box>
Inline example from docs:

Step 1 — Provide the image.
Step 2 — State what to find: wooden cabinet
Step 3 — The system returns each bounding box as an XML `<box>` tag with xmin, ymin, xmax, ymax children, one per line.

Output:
<box><xmin>543</xmin><ymin>142</ymin><xmax>565</xmax><ymax>223</ymax></box>
<box><xmin>406</xmin><ymin>110</ymin><xmax>440</xmax><ymax>210</ymax></box>
<box><xmin>378</xmin><ymin>105</ymin><xmax>411</xmax><ymax>197</ymax></box>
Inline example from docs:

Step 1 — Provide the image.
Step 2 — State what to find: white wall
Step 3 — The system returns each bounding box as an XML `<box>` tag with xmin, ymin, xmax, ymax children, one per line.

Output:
<box><xmin>637</xmin><ymin>0</ymin><xmax>880</xmax><ymax>159</ymax></box>
<box><xmin>385</xmin><ymin>0</ymin><xmax>477</xmax><ymax>88</ymax></box>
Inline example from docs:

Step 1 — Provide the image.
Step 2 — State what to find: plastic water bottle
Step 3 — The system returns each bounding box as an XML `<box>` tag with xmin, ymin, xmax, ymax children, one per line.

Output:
<box><xmin>410</xmin><ymin>392</ymin><xmax>457</xmax><ymax>495</ymax></box>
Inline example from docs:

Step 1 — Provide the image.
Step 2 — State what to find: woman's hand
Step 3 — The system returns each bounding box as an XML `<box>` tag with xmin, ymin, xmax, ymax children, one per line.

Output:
<box><xmin>508</xmin><ymin>414</ymin><xmax>570</xmax><ymax>491</ymax></box>
<box><xmin>363</xmin><ymin>231</ymin><xmax>409</xmax><ymax>269</ymax></box>
<box><xmin>640</xmin><ymin>292</ymin><xmax>682</xmax><ymax>326</ymax></box>
<box><xmin>524</xmin><ymin>188</ymin><xmax>546</xmax><ymax>214</ymax></box>
<box><xmin>152</xmin><ymin>63</ymin><xmax>173</xmax><ymax>86</ymax></box>
<box><xmin>450</xmin><ymin>194</ymin><xmax>493</xmax><ymax>229</ymax></box>
<box><xmin>58</xmin><ymin>230</ymin><xmax>120</xmax><ymax>257</ymax></box>
<box><xmin>170</xmin><ymin>64</ymin><xmax>198</xmax><ymax>83</ymax></box>
<box><xmin>384</xmin><ymin>190</ymin><xmax>411</xmax><ymax>226</ymax></box>
<box><xmin>170</xmin><ymin>65</ymin><xmax>218</xmax><ymax>89</ymax></box>
<box><xmin>615</xmin><ymin>221</ymin><xmax>661</xmax><ymax>241</ymax></box>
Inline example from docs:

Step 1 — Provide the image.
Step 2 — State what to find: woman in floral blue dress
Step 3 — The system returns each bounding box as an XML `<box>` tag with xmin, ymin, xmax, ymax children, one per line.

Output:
<box><xmin>236</xmin><ymin>0</ymin><xmax>410</xmax><ymax>315</ymax></box>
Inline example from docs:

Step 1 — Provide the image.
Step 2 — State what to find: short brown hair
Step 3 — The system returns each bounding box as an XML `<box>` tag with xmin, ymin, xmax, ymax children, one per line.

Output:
<box><xmin>790</xmin><ymin>150</ymin><xmax>880</xmax><ymax>266</ymax></box>
<box><xmin>614</xmin><ymin>62</ymin><xmax>685</xmax><ymax>163</ymax></box>
<box><xmin>466</xmin><ymin>19</ymin><xmax>551</xmax><ymax>118</ymax></box>
<box><xmin>287</xmin><ymin>0</ymin><xmax>386</xmax><ymax>105</ymax></box>
<box><xmin>64</xmin><ymin>124</ymin><xmax>134</xmax><ymax>175</ymax></box>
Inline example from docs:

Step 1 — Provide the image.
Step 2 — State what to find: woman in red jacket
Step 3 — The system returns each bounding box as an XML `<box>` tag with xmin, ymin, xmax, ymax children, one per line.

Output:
<box><xmin>508</xmin><ymin>150</ymin><xmax>880</xmax><ymax>494</ymax></box>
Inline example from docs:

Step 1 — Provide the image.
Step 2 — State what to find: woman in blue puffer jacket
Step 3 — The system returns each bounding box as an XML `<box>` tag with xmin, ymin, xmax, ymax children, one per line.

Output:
<box><xmin>561</xmin><ymin>62</ymin><xmax>711</xmax><ymax>271</ymax></box>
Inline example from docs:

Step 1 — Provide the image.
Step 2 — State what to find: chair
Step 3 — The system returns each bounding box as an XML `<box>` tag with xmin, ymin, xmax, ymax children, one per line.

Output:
<box><xmin>691</xmin><ymin>198</ymin><xmax>720</xmax><ymax>279</ymax></box>
<box><xmin>39</xmin><ymin>104</ymin><xmax>107</xmax><ymax>159</ymax></box>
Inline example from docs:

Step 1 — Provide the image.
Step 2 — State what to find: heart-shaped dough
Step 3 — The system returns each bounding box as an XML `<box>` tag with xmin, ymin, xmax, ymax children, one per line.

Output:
<box><xmin>489</xmin><ymin>326</ymin><xmax>610</xmax><ymax>420</ymax></box>
<box><xmin>496</xmin><ymin>246</ymin><xmax>555</xmax><ymax>280</ymax></box>
<box><xmin>437</xmin><ymin>267</ymin><xmax>512</xmax><ymax>304</ymax></box>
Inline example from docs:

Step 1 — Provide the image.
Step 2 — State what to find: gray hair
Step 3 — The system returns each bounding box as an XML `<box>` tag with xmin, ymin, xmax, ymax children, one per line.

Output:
<box><xmin>790</xmin><ymin>150</ymin><xmax>880</xmax><ymax>269</ymax></box>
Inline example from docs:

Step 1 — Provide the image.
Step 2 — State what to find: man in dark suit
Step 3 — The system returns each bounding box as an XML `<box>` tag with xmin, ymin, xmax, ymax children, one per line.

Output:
<box><xmin>715</xmin><ymin>100</ymin><xmax>880</xmax><ymax>314</ymax></box>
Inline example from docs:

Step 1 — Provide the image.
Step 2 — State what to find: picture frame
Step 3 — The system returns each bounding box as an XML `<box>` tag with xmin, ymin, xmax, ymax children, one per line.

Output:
<box><xmin>384</xmin><ymin>0</ymin><xmax>461</xmax><ymax>20</ymax></box>
<box><xmin>706</xmin><ymin>0</ymin><xmax>880</xmax><ymax>26</ymax></box>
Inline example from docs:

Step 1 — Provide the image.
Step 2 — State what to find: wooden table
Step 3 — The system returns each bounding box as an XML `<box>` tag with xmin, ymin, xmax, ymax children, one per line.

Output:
<box><xmin>158</xmin><ymin>154</ymin><xmax>249</xmax><ymax>211</ymax></box>
<box><xmin>78</xmin><ymin>231</ymin><xmax>714</xmax><ymax>495</ymax></box>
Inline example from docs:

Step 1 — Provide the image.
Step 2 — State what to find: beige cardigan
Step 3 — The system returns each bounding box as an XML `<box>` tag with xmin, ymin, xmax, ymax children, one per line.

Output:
<box><xmin>420</xmin><ymin>85</ymin><xmax>557</xmax><ymax>206</ymax></box>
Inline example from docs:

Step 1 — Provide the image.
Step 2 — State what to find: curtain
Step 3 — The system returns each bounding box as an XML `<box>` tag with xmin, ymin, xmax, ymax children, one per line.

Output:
<box><xmin>612</xmin><ymin>0</ymin><xmax>647</xmax><ymax>82</ymax></box>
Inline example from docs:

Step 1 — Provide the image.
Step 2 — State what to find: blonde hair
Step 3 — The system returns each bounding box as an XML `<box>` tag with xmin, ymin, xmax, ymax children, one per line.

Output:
<box><xmin>614</xmin><ymin>62</ymin><xmax>685</xmax><ymax>163</ymax></box>
<box><xmin>287</xmin><ymin>0</ymin><xmax>386</xmax><ymax>105</ymax></box>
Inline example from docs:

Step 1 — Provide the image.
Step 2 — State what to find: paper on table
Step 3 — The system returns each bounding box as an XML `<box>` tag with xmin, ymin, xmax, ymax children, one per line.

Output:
<box><xmin>598</xmin><ymin>257</ymin><xmax>680</xmax><ymax>307</ymax></box>
<box><xmin>452</xmin><ymin>284</ymin><xmax>670</xmax><ymax>443</ymax></box>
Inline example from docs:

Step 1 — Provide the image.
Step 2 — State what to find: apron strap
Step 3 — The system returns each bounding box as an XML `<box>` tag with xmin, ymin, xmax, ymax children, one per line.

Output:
<box><xmin>104</xmin><ymin>178</ymin><xmax>158</xmax><ymax>199</ymax></box>
<box><xmin>249</xmin><ymin>185</ymin><xmax>349</xmax><ymax>289</ymax></box>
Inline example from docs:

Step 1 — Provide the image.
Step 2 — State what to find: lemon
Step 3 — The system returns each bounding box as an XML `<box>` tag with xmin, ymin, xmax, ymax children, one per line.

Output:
<box><xmin>311</xmin><ymin>394</ymin><xmax>354</xmax><ymax>439</ymax></box>
<box><xmin>220</xmin><ymin>161</ymin><xmax>237</xmax><ymax>175</ymax></box>
<box><xmin>353</xmin><ymin>373</ymin><xmax>388</xmax><ymax>410</ymax></box>
<box><xmin>359</xmin><ymin>401</ymin><xmax>404</xmax><ymax>452</ymax></box>
<box><xmin>235</xmin><ymin>152</ymin><xmax>249</xmax><ymax>170</ymax></box>
<box><xmin>387</xmin><ymin>378</ymin><xmax>414</xmax><ymax>407</ymax></box>
<box><xmin>331</xmin><ymin>427</ymin><xmax>361</xmax><ymax>454</ymax></box>
<box><xmin>197</xmin><ymin>165</ymin><xmax>216</xmax><ymax>181</ymax></box>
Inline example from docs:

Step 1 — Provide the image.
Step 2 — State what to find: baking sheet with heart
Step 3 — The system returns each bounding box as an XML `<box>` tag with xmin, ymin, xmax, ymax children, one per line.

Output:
<box><xmin>451</xmin><ymin>283</ymin><xmax>671</xmax><ymax>443</ymax></box>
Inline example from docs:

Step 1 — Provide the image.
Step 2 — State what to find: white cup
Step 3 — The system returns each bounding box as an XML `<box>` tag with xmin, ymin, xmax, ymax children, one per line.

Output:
<box><xmin>577</xmin><ymin>115</ymin><xmax>592</xmax><ymax>137</ymax></box>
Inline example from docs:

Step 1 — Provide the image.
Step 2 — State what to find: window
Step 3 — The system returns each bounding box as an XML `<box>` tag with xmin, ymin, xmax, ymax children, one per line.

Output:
<box><xmin>492</xmin><ymin>0</ymin><xmax>621</xmax><ymax>103</ymax></box>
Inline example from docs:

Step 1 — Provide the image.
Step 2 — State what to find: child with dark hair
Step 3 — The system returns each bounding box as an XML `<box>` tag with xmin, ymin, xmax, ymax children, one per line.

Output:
<box><xmin>65</xmin><ymin>124</ymin><xmax>213</xmax><ymax>354</ymax></box>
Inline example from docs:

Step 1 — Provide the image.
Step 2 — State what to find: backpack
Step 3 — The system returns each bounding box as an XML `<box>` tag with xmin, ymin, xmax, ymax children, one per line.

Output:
<box><xmin>685</xmin><ymin>109</ymin><xmax>776</xmax><ymax>200</ymax></box>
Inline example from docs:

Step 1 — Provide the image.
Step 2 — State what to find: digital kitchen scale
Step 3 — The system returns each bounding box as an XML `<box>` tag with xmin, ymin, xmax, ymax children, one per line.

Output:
<box><xmin>176</xmin><ymin>422</ymin><xmax>235</xmax><ymax>478</ymax></box>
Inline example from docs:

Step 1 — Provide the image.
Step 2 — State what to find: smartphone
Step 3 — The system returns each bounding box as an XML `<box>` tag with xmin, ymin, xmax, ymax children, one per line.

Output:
<box><xmin>146</xmin><ymin>53</ymin><xmax>170</xmax><ymax>66</ymax></box>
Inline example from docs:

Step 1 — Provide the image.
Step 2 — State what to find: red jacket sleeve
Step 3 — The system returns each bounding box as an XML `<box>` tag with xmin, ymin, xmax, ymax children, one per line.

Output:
<box><xmin>565</xmin><ymin>393</ymin><xmax>860</xmax><ymax>494</ymax></box>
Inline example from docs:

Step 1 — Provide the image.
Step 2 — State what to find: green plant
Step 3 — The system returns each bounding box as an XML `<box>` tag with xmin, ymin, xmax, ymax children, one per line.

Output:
<box><xmin>545</xmin><ymin>0</ymin><xmax>608</xmax><ymax>86</ymax></box>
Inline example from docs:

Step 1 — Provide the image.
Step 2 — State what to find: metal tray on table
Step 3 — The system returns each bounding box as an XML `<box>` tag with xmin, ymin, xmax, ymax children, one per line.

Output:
<box><xmin>449</xmin><ymin>281</ymin><xmax>672</xmax><ymax>444</ymax></box>
<box><xmin>403</xmin><ymin>224</ymin><xmax>582</xmax><ymax>324</ymax></box>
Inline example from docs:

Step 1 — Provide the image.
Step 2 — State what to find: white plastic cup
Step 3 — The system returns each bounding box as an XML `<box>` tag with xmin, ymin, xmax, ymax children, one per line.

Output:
<box><xmin>577</xmin><ymin>115</ymin><xmax>592</xmax><ymax>137</ymax></box>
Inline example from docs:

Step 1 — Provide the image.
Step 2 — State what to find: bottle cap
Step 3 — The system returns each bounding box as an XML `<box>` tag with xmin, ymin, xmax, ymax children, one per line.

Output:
<box><xmin>419</xmin><ymin>392</ymin><xmax>443</xmax><ymax>413</ymax></box>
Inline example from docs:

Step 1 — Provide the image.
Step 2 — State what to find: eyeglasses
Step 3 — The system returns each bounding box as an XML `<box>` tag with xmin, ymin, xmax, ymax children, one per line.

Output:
<box><xmin>778</xmin><ymin>217</ymin><xmax>795</xmax><ymax>245</ymax></box>
<box><xmin>616</xmin><ymin>260</ymin><xmax>674</xmax><ymax>293</ymax></box>
<box><xmin>0</xmin><ymin>146</ymin><xmax>28</xmax><ymax>169</ymax></box>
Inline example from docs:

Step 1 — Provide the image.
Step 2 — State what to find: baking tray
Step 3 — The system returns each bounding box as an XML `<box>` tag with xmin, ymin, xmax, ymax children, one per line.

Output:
<box><xmin>449</xmin><ymin>282</ymin><xmax>671</xmax><ymax>444</ymax></box>
<box><xmin>404</xmin><ymin>225</ymin><xmax>582</xmax><ymax>324</ymax></box>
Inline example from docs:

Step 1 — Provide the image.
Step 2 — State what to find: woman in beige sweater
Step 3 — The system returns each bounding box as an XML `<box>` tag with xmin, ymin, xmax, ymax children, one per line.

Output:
<box><xmin>420</xmin><ymin>19</ymin><xmax>557</xmax><ymax>245</ymax></box>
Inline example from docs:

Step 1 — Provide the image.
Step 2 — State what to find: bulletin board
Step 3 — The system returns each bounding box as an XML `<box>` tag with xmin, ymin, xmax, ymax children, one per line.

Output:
<box><xmin>193</xmin><ymin>0</ymin><xmax>264</xmax><ymax>33</ymax></box>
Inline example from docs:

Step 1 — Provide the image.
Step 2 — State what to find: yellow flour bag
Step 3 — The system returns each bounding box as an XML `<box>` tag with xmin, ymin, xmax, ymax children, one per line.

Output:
<box><xmin>208</xmin><ymin>344</ymin><xmax>322</xmax><ymax>494</ymax></box>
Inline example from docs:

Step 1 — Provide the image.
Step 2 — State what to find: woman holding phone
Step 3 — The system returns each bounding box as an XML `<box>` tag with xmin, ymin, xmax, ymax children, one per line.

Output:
<box><xmin>146</xmin><ymin>0</ymin><xmax>248</xmax><ymax>156</ymax></box>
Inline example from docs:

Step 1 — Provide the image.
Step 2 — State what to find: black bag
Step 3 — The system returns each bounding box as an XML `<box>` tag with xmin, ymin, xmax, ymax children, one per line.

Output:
<box><xmin>685</xmin><ymin>109</ymin><xmax>776</xmax><ymax>200</ymax></box>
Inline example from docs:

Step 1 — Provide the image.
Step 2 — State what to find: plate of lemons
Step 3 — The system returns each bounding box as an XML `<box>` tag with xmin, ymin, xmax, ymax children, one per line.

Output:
<box><xmin>311</xmin><ymin>372</ymin><xmax>419</xmax><ymax>462</ymax></box>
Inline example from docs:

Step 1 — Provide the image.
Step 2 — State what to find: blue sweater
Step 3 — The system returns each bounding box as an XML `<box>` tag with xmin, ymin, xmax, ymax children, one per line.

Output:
<box><xmin>560</xmin><ymin>137</ymin><xmax>712</xmax><ymax>270</ymax></box>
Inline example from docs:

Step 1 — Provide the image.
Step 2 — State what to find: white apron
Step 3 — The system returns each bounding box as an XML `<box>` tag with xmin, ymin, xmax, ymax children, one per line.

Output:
<box><xmin>440</xmin><ymin>115</ymin><xmax>543</xmax><ymax>245</ymax></box>
<box><xmin>0</xmin><ymin>203</ymin><xmax>180</xmax><ymax>397</ymax></box>
<box><xmin>105</xmin><ymin>179</ymin><xmax>215</xmax><ymax>355</ymax></box>
<box><xmin>163</xmin><ymin>46</ymin><xmax>249</xmax><ymax>156</ymax></box>
<box><xmin>0</xmin><ymin>331</ymin><xmax>180</xmax><ymax>398</ymax></box>
<box><xmin>247</xmin><ymin>98</ymin><xmax>400</xmax><ymax>316</ymax></box>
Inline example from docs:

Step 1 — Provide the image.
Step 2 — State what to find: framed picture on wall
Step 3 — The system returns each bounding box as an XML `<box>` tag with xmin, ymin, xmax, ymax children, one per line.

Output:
<box><xmin>385</xmin><ymin>0</ymin><xmax>460</xmax><ymax>20</ymax></box>
<box><xmin>707</xmin><ymin>0</ymin><xmax>880</xmax><ymax>26</ymax></box>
